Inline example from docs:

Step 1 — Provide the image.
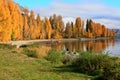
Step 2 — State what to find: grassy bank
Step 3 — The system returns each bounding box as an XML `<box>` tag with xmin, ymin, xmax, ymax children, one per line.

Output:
<box><xmin>0</xmin><ymin>44</ymin><xmax>92</xmax><ymax>80</ymax></box>
<box><xmin>0</xmin><ymin>44</ymin><xmax>119</xmax><ymax>80</ymax></box>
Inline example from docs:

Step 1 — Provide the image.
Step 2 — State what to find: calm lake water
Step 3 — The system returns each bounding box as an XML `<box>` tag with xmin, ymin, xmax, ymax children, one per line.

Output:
<box><xmin>40</xmin><ymin>39</ymin><xmax>120</xmax><ymax>56</ymax></box>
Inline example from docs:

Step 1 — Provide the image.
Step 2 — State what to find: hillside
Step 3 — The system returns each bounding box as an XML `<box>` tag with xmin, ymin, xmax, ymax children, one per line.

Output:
<box><xmin>116</xmin><ymin>29</ymin><xmax>120</xmax><ymax>38</ymax></box>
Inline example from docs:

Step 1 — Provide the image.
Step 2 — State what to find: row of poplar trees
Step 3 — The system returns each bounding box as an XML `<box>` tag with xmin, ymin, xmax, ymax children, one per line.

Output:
<box><xmin>0</xmin><ymin>0</ymin><xmax>115</xmax><ymax>42</ymax></box>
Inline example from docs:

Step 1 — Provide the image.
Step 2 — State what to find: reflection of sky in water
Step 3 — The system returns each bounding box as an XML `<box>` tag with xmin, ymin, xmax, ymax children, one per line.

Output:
<box><xmin>104</xmin><ymin>39</ymin><xmax>120</xmax><ymax>56</ymax></box>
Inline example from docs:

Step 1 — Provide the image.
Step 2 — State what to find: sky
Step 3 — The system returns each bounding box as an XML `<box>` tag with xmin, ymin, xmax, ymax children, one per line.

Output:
<box><xmin>14</xmin><ymin>0</ymin><xmax>120</xmax><ymax>29</ymax></box>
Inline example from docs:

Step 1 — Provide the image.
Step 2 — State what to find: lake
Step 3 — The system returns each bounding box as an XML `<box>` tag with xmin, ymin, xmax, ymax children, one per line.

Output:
<box><xmin>39</xmin><ymin>39</ymin><xmax>120</xmax><ymax>56</ymax></box>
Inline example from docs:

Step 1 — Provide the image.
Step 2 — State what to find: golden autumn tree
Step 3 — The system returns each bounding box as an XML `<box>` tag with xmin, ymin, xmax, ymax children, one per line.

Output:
<box><xmin>110</xmin><ymin>29</ymin><xmax>115</xmax><ymax>37</ymax></box>
<box><xmin>86</xmin><ymin>19</ymin><xmax>95</xmax><ymax>37</ymax></box>
<box><xmin>0</xmin><ymin>0</ymin><xmax>12</xmax><ymax>42</ymax></box>
<box><xmin>81</xmin><ymin>20</ymin><xmax>85</xmax><ymax>37</ymax></box>
<box><xmin>75</xmin><ymin>17</ymin><xmax>82</xmax><ymax>37</ymax></box>
<box><xmin>44</xmin><ymin>17</ymin><xmax>52</xmax><ymax>39</ymax></box>
<box><xmin>73</xmin><ymin>24</ymin><xmax>77</xmax><ymax>38</ymax></box>
<box><xmin>55</xmin><ymin>16</ymin><xmax>64</xmax><ymax>39</ymax></box>
<box><xmin>64</xmin><ymin>22</ymin><xmax>72</xmax><ymax>38</ymax></box>
<box><xmin>8</xmin><ymin>0</ymin><xmax>23</xmax><ymax>40</ymax></box>
<box><xmin>49</xmin><ymin>14</ymin><xmax>64</xmax><ymax>39</ymax></box>
<box><xmin>36</xmin><ymin>14</ymin><xmax>41</xmax><ymax>39</ymax></box>
<box><xmin>29</xmin><ymin>10</ymin><xmax>35</xmax><ymax>39</ymax></box>
<box><xmin>107</xmin><ymin>28</ymin><xmax>110</xmax><ymax>37</ymax></box>
<box><xmin>102</xmin><ymin>25</ymin><xmax>107</xmax><ymax>37</ymax></box>
<box><xmin>105</xmin><ymin>27</ymin><xmax>115</xmax><ymax>37</ymax></box>
<box><xmin>28</xmin><ymin>10</ymin><xmax>41</xmax><ymax>39</ymax></box>
<box><xmin>57</xmin><ymin>15</ymin><xmax>64</xmax><ymax>33</ymax></box>
<box><xmin>40</xmin><ymin>20</ymin><xmax>46</xmax><ymax>39</ymax></box>
<box><xmin>85</xmin><ymin>19</ymin><xmax>116</xmax><ymax>38</ymax></box>
<box><xmin>95</xmin><ymin>23</ymin><xmax>102</xmax><ymax>37</ymax></box>
<box><xmin>87</xmin><ymin>29</ymin><xmax>93</xmax><ymax>38</ymax></box>
<box><xmin>49</xmin><ymin>14</ymin><xmax>57</xmax><ymax>38</ymax></box>
<box><xmin>70</xmin><ymin>22</ymin><xmax>74</xmax><ymax>38</ymax></box>
<box><xmin>22</xmin><ymin>8</ymin><xmax>30</xmax><ymax>39</ymax></box>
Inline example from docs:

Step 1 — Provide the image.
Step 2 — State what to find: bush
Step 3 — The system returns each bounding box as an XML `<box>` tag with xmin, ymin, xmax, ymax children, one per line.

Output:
<box><xmin>68</xmin><ymin>52</ymin><xmax>120</xmax><ymax>80</ymax></box>
<box><xmin>23</xmin><ymin>49</ymin><xmax>37</xmax><ymax>58</ymax></box>
<box><xmin>45</xmin><ymin>49</ymin><xmax>63</xmax><ymax>63</ymax></box>
<box><xmin>22</xmin><ymin>46</ymin><xmax>51</xmax><ymax>58</ymax></box>
<box><xmin>70</xmin><ymin>52</ymin><xmax>119</xmax><ymax>76</ymax></box>
<box><xmin>98</xmin><ymin>59</ymin><xmax>120</xmax><ymax>80</ymax></box>
<box><xmin>34</xmin><ymin>46</ymin><xmax>51</xmax><ymax>58</ymax></box>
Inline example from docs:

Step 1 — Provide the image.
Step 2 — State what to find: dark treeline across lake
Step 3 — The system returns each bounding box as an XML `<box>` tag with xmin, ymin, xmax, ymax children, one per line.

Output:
<box><xmin>39</xmin><ymin>39</ymin><xmax>120</xmax><ymax>56</ymax></box>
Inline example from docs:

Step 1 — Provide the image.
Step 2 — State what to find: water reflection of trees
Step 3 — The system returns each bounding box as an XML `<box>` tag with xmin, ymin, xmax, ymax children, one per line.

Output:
<box><xmin>51</xmin><ymin>39</ymin><xmax>115</xmax><ymax>54</ymax></box>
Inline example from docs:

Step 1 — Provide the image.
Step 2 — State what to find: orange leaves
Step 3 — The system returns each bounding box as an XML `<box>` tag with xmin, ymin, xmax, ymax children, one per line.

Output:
<box><xmin>65</xmin><ymin>22</ymin><xmax>72</xmax><ymax>38</ymax></box>
<box><xmin>73</xmin><ymin>17</ymin><xmax>85</xmax><ymax>38</ymax></box>
<box><xmin>0</xmin><ymin>0</ymin><xmax>116</xmax><ymax>42</ymax></box>
<box><xmin>75</xmin><ymin>17</ymin><xmax>82</xmax><ymax>37</ymax></box>
<box><xmin>95</xmin><ymin>23</ymin><xmax>102</xmax><ymax>37</ymax></box>
<box><xmin>8</xmin><ymin>0</ymin><xmax>15</xmax><ymax>12</ymax></box>
<box><xmin>45</xmin><ymin>17</ymin><xmax>52</xmax><ymax>39</ymax></box>
<box><xmin>75</xmin><ymin>17</ymin><xmax>81</xmax><ymax>30</ymax></box>
<box><xmin>0</xmin><ymin>0</ymin><xmax>12</xmax><ymax>42</ymax></box>
<box><xmin>81</xmin><ymin>20</ymin><xmax>85</xmax><ymax>36</ymax></box>
<box><xmin>8</xmin><ymin>0</ymin><xmax>23</xmax><ymax>40</ymax></box>
<box><xmin>86</xmin><ymin>19</ymin><xmax>115</xmax><ymax>38</ymax></box>
<box><xmin>88</xmin><ymin>29</ymin><xmax>93</xmax><ymax>38</ymax></box>
<box><xmin>50</xmin><ymin>14</ymin><xmax>64</xmax><ymax>39</ymax></box>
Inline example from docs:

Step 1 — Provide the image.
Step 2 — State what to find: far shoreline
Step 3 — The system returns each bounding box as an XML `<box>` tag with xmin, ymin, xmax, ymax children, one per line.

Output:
<box><xmin>0</xmin><ymin>37</ymin><xmax>115</xmax><ymax>48</ymax></box>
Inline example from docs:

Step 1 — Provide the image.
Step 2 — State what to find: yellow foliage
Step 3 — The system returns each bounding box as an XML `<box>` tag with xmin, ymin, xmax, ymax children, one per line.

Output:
<box><xmin>0</xmin><ymin>0</ymin><xmax>116</xmax><ymax>42</ymax></box>
<box><xmin>28</xmin><ymin>46</ymin><xmax>51</xmax><ymax>58</ymax></box>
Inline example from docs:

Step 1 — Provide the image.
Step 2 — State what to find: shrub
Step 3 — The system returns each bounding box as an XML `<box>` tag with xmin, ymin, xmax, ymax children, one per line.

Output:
<box><xmin>70</xmin><ymin>52</ymin><xmax>117</xmax><ymax>76</ymax></box>
<box><xmin>98</xmin><ymin>59</ymin><xmax>120</xmax><ymax>80</ymax></box>
<box><xmin>45</xmin><ymin>49</ymin><xmax>63</xmax><ymax>63</ymax></box>
<box><xmin>68</xmin><ymin>52</ymin><xmax>120</xmax><ymax>80</ymax></box>
<box><xmin>22</xmin><ymin>46</ymin><xmax>51</xmax><ymax>58</ymax></box>
<box><xmin>23</xmin><ymin>49</ymin><xmax>37</xmax><ymax>58</ymax></box>
<box><xmin>35</xmin><ymin>46</ymin><xmax>51</xmax><ymax>58</ymax></box>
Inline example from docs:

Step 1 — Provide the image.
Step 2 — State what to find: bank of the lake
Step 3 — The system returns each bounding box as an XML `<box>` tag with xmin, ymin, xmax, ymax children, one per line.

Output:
<box><xmin>0</xmin><ymin>44</ymin><xmax>119</xmax><ymax>80</ymax></box>
<box><xmin>0</xmin><ymin>37</ymin><xmax>114</xmax><ymax>48</ymax></box>
<box><xmin>0</xmin><ymin>44</ymin><xmax>93</xmax><ymax>80</ymax></box>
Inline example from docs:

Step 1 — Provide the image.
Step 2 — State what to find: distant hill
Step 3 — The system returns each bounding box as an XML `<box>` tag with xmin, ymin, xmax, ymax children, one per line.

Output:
<box><xmin>114</xmin><ymin>29</ymin><xmax>119</xmax><ymax>33</ymax></box>
<box><xmin>115</xmin><ymin>29</ymin><xmax>120</xmax><ymax>38</ymax></box>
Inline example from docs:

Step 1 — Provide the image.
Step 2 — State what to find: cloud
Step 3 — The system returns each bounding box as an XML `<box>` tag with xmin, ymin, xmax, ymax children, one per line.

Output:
<box><xmin>32</xmin><ymin>1</ymin><xmax>120</xmax><ymax>29</ymax></box>
<box><xmin>93</xmin><ymin>18</ymin><xmax>120</xmax><ymax>29</ymax></box>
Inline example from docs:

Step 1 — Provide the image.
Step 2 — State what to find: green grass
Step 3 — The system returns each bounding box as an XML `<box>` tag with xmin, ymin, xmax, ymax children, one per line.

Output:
<box><xmin>45</xmin><ymin>49</ymin><xmax>64</xmax><ymax>64</ymax></box>
<box><xmin>1</xmin><ymin>44</ymin><xmax>119</xmax><ymax>80</ymax></box>
<box><xmin>0</xmin><ymin>46</ymin><xmax>92</xmax><ymax>80</ymax></box>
